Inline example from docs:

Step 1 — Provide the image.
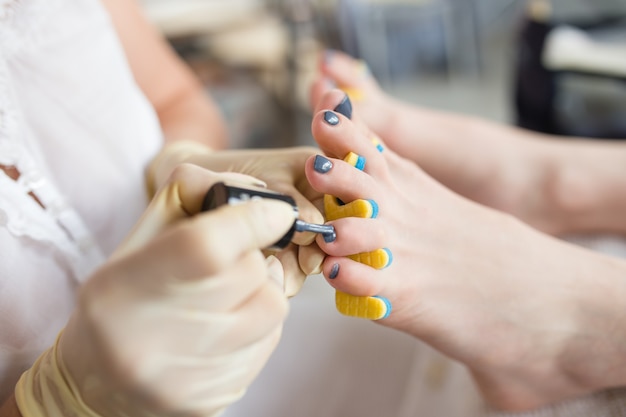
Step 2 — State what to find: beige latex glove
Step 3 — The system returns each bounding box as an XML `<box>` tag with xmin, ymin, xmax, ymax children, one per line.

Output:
<box><xmin>148</xmin><ymin>141</ymin><xmax>327</xmax><ymax>297</ymax></box>
<box><xmin>16</xmin><ymin>164</ymin><xmax>294</xmax><ymax>417</ymax></box>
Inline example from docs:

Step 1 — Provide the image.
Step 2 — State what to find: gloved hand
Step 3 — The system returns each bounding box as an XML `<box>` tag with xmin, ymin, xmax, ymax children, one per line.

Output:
<box><xmin>16</xmin><ymin>164</ymin><xmax>295</xmax><ymax>417</ymax></box>
<box><xmin>147</xmin><ymin>141</ymin><xmax>327</xmax><ymax>297</ymax></box>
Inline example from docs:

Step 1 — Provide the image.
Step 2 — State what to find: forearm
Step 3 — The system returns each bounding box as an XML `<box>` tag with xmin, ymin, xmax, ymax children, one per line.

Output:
<box><xmin>102</xmin><ymin>0</ymin><xmax>228</xmax><ymax>151</ymax></box>
<box><xmin>156</xmin><ymin>84</ymin><xmax>228</xmax><ymax>150</ymax></box>
<box><xmin>0</xmin><ymin>395</ymin><xmax>21</xmax><ymax>417</ymax></box>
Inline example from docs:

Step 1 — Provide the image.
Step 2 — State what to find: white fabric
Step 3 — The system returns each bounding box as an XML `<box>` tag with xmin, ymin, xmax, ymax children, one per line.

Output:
<box><xmin>0</xmin><ymin>0</ymin><xmax>162</xmax><ymax>403</ymax></box>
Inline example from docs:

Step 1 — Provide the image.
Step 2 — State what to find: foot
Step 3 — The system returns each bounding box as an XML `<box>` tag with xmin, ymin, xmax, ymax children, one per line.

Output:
<box><xmin>305</xmin><ymin>90</ymin><xmax>626</xmax><ymax>411</ymax></box>
<box><xmin>311</xmin><ymin>50</ymin><xmax>400</xmax><ymax>142</ymax></box>
<box><xmin>313</xmin><ymin>51</ymin><xmax>579</xmax><ymax>236</ymax></box>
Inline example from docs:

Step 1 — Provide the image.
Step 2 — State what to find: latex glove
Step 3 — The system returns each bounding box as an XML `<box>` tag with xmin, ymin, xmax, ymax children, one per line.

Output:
<box><xmin>16</xmin><ymin>164</ymin><xmax>294</xmax><ymax>417</ymax></box>
<box><xmin>148</xmin><ymin>141</ymin><xmax>327</xmax><ymax>297</ymax></box>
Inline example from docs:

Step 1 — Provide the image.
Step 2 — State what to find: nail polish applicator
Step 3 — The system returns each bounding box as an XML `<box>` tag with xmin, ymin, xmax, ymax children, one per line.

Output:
<box><xmin>202</xmin><ymin>182</ymin><xmax>336</xmax><ymax>249</ymax></box>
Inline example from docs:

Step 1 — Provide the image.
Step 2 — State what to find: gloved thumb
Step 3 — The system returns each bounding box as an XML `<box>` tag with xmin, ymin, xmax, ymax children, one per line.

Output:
<box><xmin>114</xmin><ymin>164</ymin><xmax>268</xmax><ymax>259</ymax></box>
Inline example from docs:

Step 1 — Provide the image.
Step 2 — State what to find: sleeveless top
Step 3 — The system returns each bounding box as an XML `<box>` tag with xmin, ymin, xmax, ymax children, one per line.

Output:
<box><xmin>0</xmin><ymin>0</ymin><xmax>162</xmax><ymax>401</ymax></box>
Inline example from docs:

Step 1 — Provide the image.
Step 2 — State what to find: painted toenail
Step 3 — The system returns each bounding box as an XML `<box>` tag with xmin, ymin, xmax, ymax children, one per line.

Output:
<box><xmin>314</xmin><ymin>155</ymin><xmax>333</xmax><ymax>173</ymax></box>
<box><xmin>329</xmin><ymin>263</ymin><xmax>340</xmax><ymax>279</ymax></box>
<box><xmin>334</xmin><ymin>95</ymin><xmax>353</xmax><ymax>119</ymax></box>
<box><xmin>324</xmin><ymin>110</ymin><xmax>340</xmax><ymax>126</ymax></box>
<box><xmin>323</xmin><ymin>229</ymin><xmax>337</xmax><ymax>243</ymax></box>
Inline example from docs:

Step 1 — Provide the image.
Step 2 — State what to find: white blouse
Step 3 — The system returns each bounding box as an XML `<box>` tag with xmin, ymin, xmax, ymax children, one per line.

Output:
<box><xmin>0</xmin><ymin>0</ymin><xmax>162</xmax><ymax>402</ymax></box>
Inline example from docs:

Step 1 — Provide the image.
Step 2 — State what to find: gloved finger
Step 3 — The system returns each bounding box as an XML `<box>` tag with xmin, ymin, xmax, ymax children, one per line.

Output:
<box><xmin>150</xmin><ymin>251</ymin><xmax>271</xmax><ymax>313</ymax></box>
<box><xmin>266</xmin><ymin>255</ymin><xmax>285</xmax><ymax>290</ymax></box>
<box><xmin>115</xmin><ymin>164</ymin><xmax>268</xmax><ymax>258</ymax></box>
<box><xmin>210</xmin><ymin>278</ymin><xmax>288</xmax><ymax>352</ymax></box>
<box><xmin>154</xmin><ymin>270</ymin><xmax>287</xmax><ymax>356</ymax></box>
<box><xmin>187</xmin><ymin>325</ymin><xmax>283</xmax><ymax>415</ymax></box>
<box><xmin>172</xmin><ymin>167</ymin><xmax>268</xmax><ymax>216</ymax></box>
<box><xmin>162</xmin><ymin>198</ymin><xmax>296</xmax><ymax>278</ymax></box>
<box><xmin>77</xmin><ymin>251</ymin><xmax>285</xmax><ymax>364</ymax></box>
<box><xmin>274</xmin><ymin>245</ymin><xmax>307</xmax><ymax>297</ymax></box>
<box><xmin>256</xmin><ymin>153</ymin><xmax>324</xmax><ymax>246</ymax></box>
<box><xmin>299</xmin><ymin>241</ymin><xmax>325</xmax><ymax>276</ymax></box>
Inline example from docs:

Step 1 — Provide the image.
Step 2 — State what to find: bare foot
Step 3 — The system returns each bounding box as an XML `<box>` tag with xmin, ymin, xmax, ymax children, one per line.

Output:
<box><xmin>313</xmin><ymin>52</ymin><xmax>587</xmax><ymax>236</ymax></box>
<box><xmin>311</xmin><ymin>49</ymin><xmax>399</xmax><ymax>141</ymax></box>
<box><xmin>305</xmin><ymin>90</ymin><xmax>626</xmax><ymax>411</ymax></box>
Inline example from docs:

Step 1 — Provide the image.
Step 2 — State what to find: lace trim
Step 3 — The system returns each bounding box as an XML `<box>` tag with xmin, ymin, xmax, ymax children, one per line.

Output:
<box><xmin>0</xmin><ymin>172</ymin><xmax>104</xmax><ymax>282</ymax></box>
<box><xmin>0</xmin><ymin>0</ymin><xmax>21</xmax><ymax>20</ymax></box>
<box><xmin>0</xmin><ymin>37</ymin><xmax>105</xmax><ymax>282</ymax></box>
<box><xmin>0</xmin><ymin>0</ymin><xmax>59</xmax><ymax>57</ymax></box>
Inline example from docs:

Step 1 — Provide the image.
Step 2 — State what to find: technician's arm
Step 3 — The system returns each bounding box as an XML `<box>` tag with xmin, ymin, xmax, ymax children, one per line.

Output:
<box><xmin>0</xmin><ymin>395</ymin><xmax>21</xmax><ymax>417</ymax></box>
<box><xmin>101</xmin><ymin>0</ymin><xmax>228</xmax><ymax>150</ymax></box>
<box><xmin>101</xmin><ymin>0</ymin><xmax>231</xmax><ymax>194</ymax></box>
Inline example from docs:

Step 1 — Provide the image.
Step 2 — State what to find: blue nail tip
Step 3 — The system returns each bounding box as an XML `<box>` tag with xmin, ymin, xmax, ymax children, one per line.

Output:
<box><xmin>376</xmin><ymin>143</ymin><xmax>384</xmax><ymax>153</ymax></box>
<box><xmin>367</xmin><ymin>199</ymin><xmax>379</xmax><ymax>218</ymax></box>
<box><xmin>373</xmin><ymin>295</ymin><xmax>392</xmax><ymax>319</ymax></box>
<box><xmin>382</xmin><ymin>248</ymin><xmax>393</xmax><ymax>268</ymax></box>
<box><xmin>354</xmin><ymin>155</ymin><xmax>366</xmax><ymax>171</ymax></box>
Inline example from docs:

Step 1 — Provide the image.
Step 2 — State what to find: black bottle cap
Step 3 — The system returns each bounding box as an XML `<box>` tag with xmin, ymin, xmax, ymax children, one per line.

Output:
<box><xmin>201</xmin><ymin>182</ymin><xmax>298</xmax><ymax>250</ymax></box>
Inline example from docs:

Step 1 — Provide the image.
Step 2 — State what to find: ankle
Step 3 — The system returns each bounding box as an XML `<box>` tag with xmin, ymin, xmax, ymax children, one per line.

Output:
<box><xmin>540</xmin><ymin>141</ymin><xmax>626</xmax><ymax>234</ymax></box>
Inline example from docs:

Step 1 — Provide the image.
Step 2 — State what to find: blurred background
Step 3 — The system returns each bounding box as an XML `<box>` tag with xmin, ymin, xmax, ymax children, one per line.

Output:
<box><xmin>139</xmin><ymin>0</ymin><xmax>626</xmax><ymax>148</ymax></box>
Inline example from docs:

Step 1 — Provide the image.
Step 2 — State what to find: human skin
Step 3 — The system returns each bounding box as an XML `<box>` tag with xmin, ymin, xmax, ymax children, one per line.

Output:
<box><xmin>305</xmin><ymin>90</ymin><xmax>626</xmax><ymax>411</ymax></box>
<box><xmin>311</xmin><ymin>50</ymin><xmax>626</xmax><ymax>237</ymax></box>
<box><xmin>102</xmin><ymin>0</ymin><xmax>228</xmax><ymax>152</ymax></box>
